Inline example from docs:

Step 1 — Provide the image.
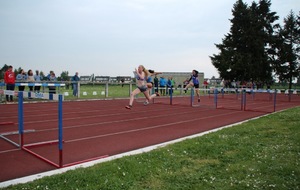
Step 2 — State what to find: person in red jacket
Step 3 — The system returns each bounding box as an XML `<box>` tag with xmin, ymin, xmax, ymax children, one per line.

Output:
<box><xmin>4</xmin><ymin>65</ymin><xmax>15</xmax><ymax>102</ymax></box>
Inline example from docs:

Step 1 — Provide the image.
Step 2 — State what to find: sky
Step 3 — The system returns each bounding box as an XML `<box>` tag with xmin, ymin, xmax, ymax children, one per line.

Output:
<box><xmin>0</xmin><ymin>0</ymin><xmax>299</xmax><ymax>78</ymax></box>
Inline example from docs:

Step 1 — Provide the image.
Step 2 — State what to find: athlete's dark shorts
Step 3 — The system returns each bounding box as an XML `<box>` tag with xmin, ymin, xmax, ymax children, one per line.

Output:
<box><xmin>194</xmin><ymin>84</ymin><xmax>199</xmax><ymax>88</ymax></box>
<box><xmin>138</xmin><ymin>85</ymin><xmax>148</xmax><ymax>92</ymax></box>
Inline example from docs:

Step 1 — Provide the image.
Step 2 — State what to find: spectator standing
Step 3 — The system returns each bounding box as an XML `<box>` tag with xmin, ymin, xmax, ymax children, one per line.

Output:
<box><xmin>27</xmin><ymin>70</ymin><xmax>35</xmax><ymax>92</ymax></box>
<box><xmin>47</xmin><ymin>71</ymin><xmax>57</xmax><ymax>94</ymax></box>
<box><xmin>16</xmin><ymin>69</ymin><xmax>27</xmax><ymax>91</ymax></box>
<box><xmin>34</xmin><ymin>70</ymin><xmax>42</xmax><ymax>92</ymax></box>
<box><xmin>166</xmin><ymin>76</ymin><xmax>173</xmax><ymax>95</ymax></box>
<box><xmin>159</xmin><ymin>76</ymin><xmax>167</xmax><ymax>96</ymax></box>
<box><xmin>71</xmin><ymin>72</ymin><xmax>80</xmax><ymax>96</ymax></box>
<box><xmin>4</xmin><ymin>65</ymin><xmax>15</xmax><ymax>102</ymax></box>
<box><xmin>121</xmin><ymin>78</ymin><xmax>125</xmax><ymax>87</ymax></box>
<box><xmin>231</xmin><ymin>80</ymin><xmax>236</xmax><ymax>89</ymax></box>
<box><xmin>46</xmin><ymin>71</ymin><xmax>53</xmax><ymax>80</ymax></box>
<box><xmin>171</xmin><ymin>77</ymin><xmax>175</xmax><ymax>88</ymax></box>
<box><xmin>203</xmin><ymin>79</ymin><xmax>209</xmax><ymax>94</ymax></box>
<box><xmin>203</xmin><ymin>79</ymin><xmax>209</xmax><ymax>89</ymax></box>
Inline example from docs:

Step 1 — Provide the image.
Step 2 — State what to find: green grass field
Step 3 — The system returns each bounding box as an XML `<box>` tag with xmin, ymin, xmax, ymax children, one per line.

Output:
<box><xmin>1</xmin><ymin>82</ymin><xmax>298</xmax><ymax>103</ymax></box>
<box><xmin>57</xmin><ymin>83</ymin><xmax>192</xmax><ymax>100</ymax></box>
<box><xmin>57</xmin><ymin>83</ymin><xmax>300</xmax><ymax>100</ymax></box>
<box><xmin>2</xmin><ymin>106</ymin><xmax>299</xmax><ymax>190</ymax></box>
<box><xmin>59</xmin><ymin>83</ymin><xmax>208</xmax><ymax>100</ymax></box>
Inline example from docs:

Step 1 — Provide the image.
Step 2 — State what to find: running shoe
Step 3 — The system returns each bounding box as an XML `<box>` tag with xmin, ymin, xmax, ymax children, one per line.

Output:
<box><xmin>125</xmin><ymin>105</ymin><xmax>132</xmax><ymax>109</ymax></box>
<box><xmin>144</xmin><ymin>101</ymin><xmax>149</xmax><ymax>106</ymax></box>
<box><xmin>155</xmin><ymin>92</ymin><xmax>160</xmax><ymax>96</ymax></box>
<box><xmin>198</xmin><ymin>98</ymin><xmax>201</xmax><ymax>102</ymax></box>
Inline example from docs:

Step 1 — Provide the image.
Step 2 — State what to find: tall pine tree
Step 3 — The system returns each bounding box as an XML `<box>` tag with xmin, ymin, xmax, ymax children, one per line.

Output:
<box><xmin>210</xmin><ymin>0</ymin><xmax>279</xmax><ymax>87</ymax></box>
<box><xmin>272</xmin><ymin>11</ymin><xmax>300</xmax><ymax>89</ymax></box>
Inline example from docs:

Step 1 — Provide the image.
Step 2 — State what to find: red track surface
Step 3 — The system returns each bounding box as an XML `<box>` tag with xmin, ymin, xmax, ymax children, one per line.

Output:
<box><xmin>0</xmin><ymin>94</ymin><xmax>299</xmax><ymax>183</ymax></box>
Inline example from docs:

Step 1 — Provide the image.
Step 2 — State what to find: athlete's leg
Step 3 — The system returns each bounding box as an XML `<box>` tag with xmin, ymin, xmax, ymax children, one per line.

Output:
<box><xmin>184</xmin><ymin>82</ymin><xmax>194</xmax><ymax>90</ymax></box>
<box><xmin>195</xmin><ymin>87</ymin><xmax>200</xmax><ymax>102</ymax></box>
<box><xmin>126</xmin><ymin>88</ymin><xmax>141</xmax><ymax>109</ymax></box>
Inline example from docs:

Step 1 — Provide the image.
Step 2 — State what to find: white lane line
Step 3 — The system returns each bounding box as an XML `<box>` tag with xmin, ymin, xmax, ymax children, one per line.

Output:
<box><xmin>67</xmin><ymin>110</ymin><xmax>241</xmax><ymax>143</ymax></box>
<box><xmin>34</xmin><ymin>108</ymin><xmax>217</xmax><ymax>132</ymax></box>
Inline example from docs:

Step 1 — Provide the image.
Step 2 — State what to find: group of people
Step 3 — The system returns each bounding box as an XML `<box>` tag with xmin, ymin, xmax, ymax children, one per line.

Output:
<box><xmin>154</xmin><ymin>76</ymin><xmax>175</xmax><ymax>96</ymax></box>
<box><xmin>3</xmin><ymin>66</ymin><xmax>44</xmax><ymax>102</ymax></box>
<box><xmin>125</xmin><ymin>65</ymin><xmax>201</xmax><ymax>109</ymax></box>
<box><xmin>3</xmin><ymin>65</ymin><xmax>70</xmax><ymax>102</ymax></box>
<box><xmin>15</xmin><ymin>69</ymin><xmax>43</xmax><ymax>92</ymax></box>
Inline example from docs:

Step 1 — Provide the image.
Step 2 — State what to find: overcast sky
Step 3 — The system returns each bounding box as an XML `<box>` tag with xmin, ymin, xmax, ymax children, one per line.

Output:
<box><xmin>0</xmin><ymin>0</ymin><xmax>298</xmax><ymax>78</ymax></box>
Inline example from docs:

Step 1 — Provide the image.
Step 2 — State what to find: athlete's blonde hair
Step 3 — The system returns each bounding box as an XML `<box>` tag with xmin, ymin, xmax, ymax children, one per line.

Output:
<box><xmin>139</xmin><ymin>65</ymin><xmax>150</xmax><ymax>78</ymax></box>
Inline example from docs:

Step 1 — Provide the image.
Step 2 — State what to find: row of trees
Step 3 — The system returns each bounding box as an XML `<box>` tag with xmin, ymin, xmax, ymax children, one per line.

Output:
<box><xmin>210</xmin><ymin>0</ymin><xmax>300</xmax><ymax>89</ymax></box>
<box><xmin>0</xmin><ymin>65</ymin><xmax>71</xmax><ymax>82</ymax></box>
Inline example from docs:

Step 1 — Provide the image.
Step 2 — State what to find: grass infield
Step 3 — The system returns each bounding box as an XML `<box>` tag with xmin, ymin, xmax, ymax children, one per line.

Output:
<box><xmin>2</xmin><ymin>107</ymin><xmax>300</xmax><ymax>190</ymax></box>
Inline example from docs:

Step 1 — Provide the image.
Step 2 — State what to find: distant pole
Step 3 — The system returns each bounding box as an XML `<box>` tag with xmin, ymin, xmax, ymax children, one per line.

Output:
<box><xmin>214</xmin><ymin>88</ymin><xmax>218</xmax><ymax>109</ymax></box>
<box><xmin>170</xmin><ymin>87</ymin><xmax>173</xmax><ymax>105</ymax></box>
<box><xmin>105</xmin><ymin>82</ymin><xmax>108</xmax><ymax>98</ymax></box>
<box><xmin>129</xmin><ymin>83</ymin><xmax>132</xmax><ymax>97</ymax></box>
<box><xmin>77</xmin><ymin>82</ymin><xmax>80</xmax><ymax>98</ymax></box>
<box><xmin>18</xmin><ymin>91</ymin><xmax>24</xmax><ymax>148</ymax></box>
<box><xmin>58</xmin><ymin>94</ymin><xmax>63</xmax><ymax>168</ymax></box>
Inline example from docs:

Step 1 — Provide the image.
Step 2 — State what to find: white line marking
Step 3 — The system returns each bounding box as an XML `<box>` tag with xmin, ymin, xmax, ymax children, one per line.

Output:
<box><xmin>0</xmin><ymin>148</ymin><xmax>20</xmax><ymax>154</ymax></box>
<box><xmin>35</xmin><ymin>108</ymin><xmax>215</xmax><ymax>132</ymax></box>
<box><xmin>67</xmin><ymin>110</ymin><xmax>241</xmax><ymax>143</ymax></box>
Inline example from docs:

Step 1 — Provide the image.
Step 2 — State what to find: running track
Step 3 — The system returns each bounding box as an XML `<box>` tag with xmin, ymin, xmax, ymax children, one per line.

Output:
<box><xmin>0</xmin><ymin>94</ymin><xmax>299</xmax><ymax>183</ymax></box>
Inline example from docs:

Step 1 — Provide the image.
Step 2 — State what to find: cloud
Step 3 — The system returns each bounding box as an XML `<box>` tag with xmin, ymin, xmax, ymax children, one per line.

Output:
<box><xmin>0</xmin><ymin>0</ymin><xmax>298</xmax><ymax>79</ymax></box>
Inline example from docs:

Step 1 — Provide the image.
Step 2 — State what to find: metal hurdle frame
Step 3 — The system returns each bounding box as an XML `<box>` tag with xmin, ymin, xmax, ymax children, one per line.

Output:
<box><xmin>152</xmin><ymin>87</ymin><xmax>173</xmax><ymax>105</ymax></box>
<box><xmin>15</xmin><ymin>82</ymin><xmax>65</xmax><ymax>94</ymax></box>
<box><xmin>1</xmin><ymin>82</ymin><xmax>66</xmax><ymax>168</ymax></box>
<box><xmin>17</xmin><ymin>91</ymin><xmax>65</xmax><ymax>168</ymax></box>
<box><xmin>0</xmin><ymin>90</ymin><xmax>36</xmax><ymax>146</ymax></box>
<box><xmin>181</xmin><ymin>86</ymin><xmax>281</xmax><ymax>112</ymax></box>
<box><xmin>191</xmin><ymin>88</ymin><xmax>218</xmax><ymax>108</ymax></box>
<box><xmin>16</xmin><ymin>88</ymin><xmax>108</xmax><ymax>168</ymax></box>
<box><xmin>242</xmin><ymin>89</ymin><xmax>277</xmax><ymax>112</ymax></box>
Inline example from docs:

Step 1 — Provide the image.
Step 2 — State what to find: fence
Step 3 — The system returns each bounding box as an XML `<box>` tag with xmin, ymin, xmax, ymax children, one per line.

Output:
<box><xmin>1</xmin><ymin>82</ymin><xmax>299</xmax><ymax>103</ymax></box>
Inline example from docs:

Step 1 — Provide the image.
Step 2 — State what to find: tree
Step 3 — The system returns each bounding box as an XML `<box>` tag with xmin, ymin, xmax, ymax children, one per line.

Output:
<box><xmin>272</xmin><ymin>11</ymin><xmax>300</xmax><ymax>89</ymax></box>
<box><xmin>0</xmin><ymin>64</ymin><xmax>9</xmax><ymax>80</ymax></box>
<box><xmin>210</xmin><ymin>0</ymin><xmax>279</xmax><ymax>86</ymax></box>
<box><xmin>60</xmin><ymin>71</ymin><xmax>69</xmax><ymax>81</ymax></box>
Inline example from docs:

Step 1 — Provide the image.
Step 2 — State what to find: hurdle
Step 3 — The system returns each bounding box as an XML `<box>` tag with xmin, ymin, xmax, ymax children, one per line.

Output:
<box><xmin>214</xmin><ymin>88</ymin><xmax>218</xmax><ymax>109</ymax></box>
<box><xmin>1</xmin><ymin>85</ymin><xmax>110</xmax><ymax>168</ymax></box>
<box><xmin>16</xmin><ymin>90</ymin><xmax>108</xmax><ymax>168</ymax></box>
<box><xmin>152</xmin><ymin>87</ymin><xmax>173</xmax><ymax>105</ymax></box>
<box><xmin>0</xmin><ymin>129</ymin><xmax>34</xmax><ymax>148</ymax></box>
<box><xmin>243</xmin><ymin>89</ymin><xmax>277</xmax><ymax>112</ymax></box>
<box><xmin>190</xmin><ymin>88</ymin><xmax>200</xmax><ymax>107</ymax></box>
<box><xmin>16</xmin><ymin>91</ymin><xmax>65</xmax><ymax>168</ymax></box>
<box><xmin>0</xmin><ymin>82</ymin><xmax>65</xmax><ymax>103</ymax></box>
<box><xmin>15</xmin><ymin>82</ymin><xmax>65</xmax><ymax>92</ymax></box>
